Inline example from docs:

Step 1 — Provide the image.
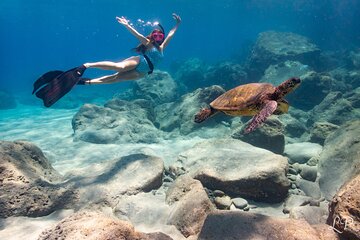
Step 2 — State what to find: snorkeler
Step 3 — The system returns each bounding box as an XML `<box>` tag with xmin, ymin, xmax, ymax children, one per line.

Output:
<box><xmin>33</xmin><ymin>13</ymin><xmax>181</xmax><ymax>107</ymax></box>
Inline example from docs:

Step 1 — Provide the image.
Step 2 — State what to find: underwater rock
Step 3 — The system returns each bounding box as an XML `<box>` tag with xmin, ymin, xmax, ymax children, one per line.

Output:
<box><xmin>309</xmin><ymin>122</ymin><xmax>339</xmax><ymax>145</ymax></box>
<box><xmin>245</xmin><ymin>31</ymin><xmax>320</xmax><ymax>81</ymax></box>
<box><xmin>0</xmin><ymin>90</ymin><xmax>17</xmax><ymax>109</ymax></box>
<box><xmin>174</xmin><ymin>58</ymin><xmax>208</xmax><ymax>92</ymax></box>
<box><xmin>132</xmin><ymin>70</ymin><xmax>178</xmax><ymax>105</ymax></box>
<box><xmin>295</xmin><ymin>178</ymin><xmax>322</xmax><ymax>199</ymax></box>
<box><xmin>283</xmin><ymin>194</ymin><xmax>313</xmax><ymax>214</ymax></box>
<box><xmin>284</xmin><ymin>142</ymin><xmax>323</xmax><ymax>164</ymax></box>
<box><xmin>312</xmin><ymin>224</ymin><xmax>341</xmax><ymax>240</ymax></box>
<box><xmin>231</xmin><ymin>197</ymin><xmax>248</xmax><ymax>210</ymax></box>
<box><xmin>299</xmin><ymin>165</ymin><xmax>318</xmax><ymax>182</ymax></box>
<box><xmin>72</xmin><ymin>103</ymin><xmax>162</xmax><ymax>144</ymax></box>
<box><xmin>113</xmin><ymin>192</ymin><xmax>185</xmax><ymax>239</ymax></box>
<box><xmin>214</xmin><ymin>196</ymin><xmax>232</xmax><ymax>210</ymax></box>
<box><xmin>38</xmin><ymin>210</ymin><xmax>173</xmax><ymax>240</ymax></box>
<box><xmin>289</xmin><ymin>205</ymin><xmax>328</xmax><ymax>225</ymax></box>
<box><xmin>68</xmin><ymin>154</ymin><xmax>163</xmax><ymax>204</ymax></box>
<box><xmin>177</xmin><ymin>139</ymin><xmax>290</xmax><ymax>203</ymax></box>
<box><xmin>166</xmin><ymin>175</ymin><xmax>214</xmax><ymax>238</ymax></box>
<box><xmin>204</xmin><ymin>61</ymin><xmax>248</xmax><ymax>89</ymax></box>
<box><xmin>154</xmin><ymin>85</ymin><xmax>227</xmax><ymax>136</ymax></box>
<box><xmin>344</xmin><ymin>86</ymin><xmax>360</xmax><ymax>108</ymax></box>
<box><xmin>231</xmin><ymin>116</ymin><xmax>285</xmax><ymax>154</ymax></box>
<box><xmin>260</xmin><ymin>60</ymin><xmax>311</xmax><ymax>86</ymax></box>
<box><xmin>289</xmin><ymin>71</ymin><xmax>337</xmax><ymax>111</ymax></box>
<box><xmin>349</xmin><ymin>49</ymin><xmax>360</xmax><ymax>69</ymax></box>
<box><xmin>327</xmin><ymin>174</ymin><xmax>360</xmax><ymax>240</ymax></box>
<box><xmin>309</xmin><ymin>91</ymin><xmax>360</xmax><ymax>126</ymax></box>
<box><xmin>198</xmin><ymin>211</ymin><xmax>338</xmax><ymax>240</ymax></box>
<box><xmin>0</xmin><ymin>141</ymin><xmax>77</xmax><ymax>218</ymax></box>
<box><xmin>280</xmin><ymin>114</ymin><xmax>308</xmax><ymax>138</ymax></box>
<box><xmin>105</xmin><ymin>98</ymin><xmax>155</xmax><ymax>122</ymax></box>
<box><xmin>318</xmin><ymin>120</ymin><xmax>360</xmax><ymax>200</ymax></box>
<box><xmin>330</xmin><ymin>67</ymin><xmax>360</xmax><ymax>89</ymax></box>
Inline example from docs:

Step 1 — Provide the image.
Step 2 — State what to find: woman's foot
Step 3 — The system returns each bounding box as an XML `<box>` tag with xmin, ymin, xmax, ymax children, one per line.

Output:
<box><xmin>77</xmin><ymin>78</ymin><xmax>91</xmax><ymax>85</ymax></box>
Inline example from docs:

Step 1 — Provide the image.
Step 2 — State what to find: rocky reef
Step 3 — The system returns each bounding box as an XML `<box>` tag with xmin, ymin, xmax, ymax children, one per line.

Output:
<box><xmin>2</xmin><ymin>30</ymin><xmax>360</xmax><ymax>240</ymax></box>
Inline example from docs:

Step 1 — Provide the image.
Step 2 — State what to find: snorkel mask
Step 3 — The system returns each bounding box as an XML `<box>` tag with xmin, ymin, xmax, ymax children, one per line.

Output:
<box><xmin>151</xmin><ymin>23</ymin><xmax>165</xmax><ymax>44</ymax></box>
<box><xmin>152</xmin><ymin>31</ymin><xmax>164</xmax><ymax>41</ymax></box>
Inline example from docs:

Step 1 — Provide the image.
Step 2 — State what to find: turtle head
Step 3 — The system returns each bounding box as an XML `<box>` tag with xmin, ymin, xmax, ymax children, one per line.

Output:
<box><xmin>194</xmin><ymin>107</ymin><xmax>213</xmax><ymax>123</ymax></box>
<box><xmin>274</xmin><ymin>77</ymin><xmax>301</xmax><ymax>98</ymax></box>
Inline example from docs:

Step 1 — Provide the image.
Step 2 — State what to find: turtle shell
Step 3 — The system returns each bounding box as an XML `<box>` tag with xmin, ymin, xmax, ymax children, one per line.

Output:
<box><xmin>210</xmin><ymin>83</ymin><xmax>276</xmax><ymax>116</ymax></box>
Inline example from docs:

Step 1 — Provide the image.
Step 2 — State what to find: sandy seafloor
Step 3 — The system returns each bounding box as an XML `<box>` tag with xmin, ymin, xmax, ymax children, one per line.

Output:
<box><xmin>0</xmin><ymin>104</ymin><xmax>202</xmax><ymax>239</ymax></box>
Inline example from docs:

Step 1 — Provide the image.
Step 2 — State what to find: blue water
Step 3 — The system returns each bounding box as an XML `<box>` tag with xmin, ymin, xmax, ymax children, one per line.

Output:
<box><xmin>1</xmin><ymin>0</ymin><xmax>360</xmax><ymax>94</ymax></box>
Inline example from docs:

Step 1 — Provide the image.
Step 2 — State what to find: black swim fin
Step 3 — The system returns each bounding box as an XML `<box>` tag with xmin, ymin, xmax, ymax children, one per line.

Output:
<box><xmin>32</xmin><ymin>70</ymin><xmax>64</xmax><ymax>94</ymax></box>
<box><xmin>34</xmin><ymin>65</ymin><xmax>86</xmax><ymax>107</ymax></box>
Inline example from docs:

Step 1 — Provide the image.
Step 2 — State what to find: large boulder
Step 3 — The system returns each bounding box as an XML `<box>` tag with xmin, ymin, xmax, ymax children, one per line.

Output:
<box><xmin>289</xmin><ymin>71</ymin><xmax>337</xmax><ymax>111</ymax></box>
<box><xmin>0</xmin><ymin>141</ymin><xmax>77</xmax><ymax>218</ymax></box>
<box><xmin>38</xmin><ymin>210</ymin><xmax>173</xmax><ymax>240</ymax></box>
<box><xmin>259</xmin><ymin>60</ymin><xmax>311</xmax><ymax>86</ymax></box>
<box><xmin>67</xmin><ymin>153</ymin><xmax>164</xmax><ymax>204</ymax></box>
<box><xmin>173</xmin><ymin>58</ymin><xmax>207</xmax><ymax>92</ymax></box>
<box><xmin>175</xmin><ymin>139</ymin><xmax>290</xmax><ymax>202</ymax></box>
<box><xmin>132</xmin><ymin>70</ymin><xmax>178</xmax><ymax>105</ymax></box>
<box><xmin>308</xmin><ymin>91</ymin><xmax>360</xmax><ymax>126</ymax></box>
<box><xmin>198</xmin><ymin>211</ymin><xmax>339</xmax><ymax>240</ymax></box>
<box><xmin>166</xmin><ymin>175</ymin><xmax>215</xmax><ymax>238</ymax></box>
<box><xmin>309</xmin><ymin>122</ymin><xmax>339</xmax><ymax>145</ymax></box>
<box><xmin>72</xmin><ymin>102</ymin><xmax>162</xmax><ymax>144</ymax></box>
<box><xmin>231</xmin><ymin>116</ymin><xmax>285</xmax><ymax>154</ymax></box>
<box><xmin>204</xmin><ymin>61</ymin><xmax>248</xmax><ymax>89</ymax></box>
<box><xmin>344</xmin><ymin>87</ymin><xmax>360</xmax><ymax>108</ymax></box>
<box><xmin>330</xmin><ymin>67</ymin><xmax>360</xmax><ymax>89</ymax></box>
<box><xmin>0</xmin><ymin>90</ymin><xmax>16</xmax><ymax>109</ymax></box>
<box><xmin>154</xmin><ymin>85</ymin><xmax>227</xmax><ymax>136</ymax></box>
<box><xmin>113</xmin><ymin>192</ymin><xmax>185</xmax><ymax>239</ymax></box>
<box><xmin>284</xmin><ymin>142</ymin><xmax>323</xmax><ymax>164</ymax></box>
<box><xmin>318</xmin><ymin>120</ymin><xmax>360</xmax><ymax>200</ymax></box>
<box><xmin>245</xmin><ymin>31</ymin><xmax>320</xmax><ymax>80</ymax></box>
<box><xmin>281</xmin><ymin>114</ymin><xmax>308</xmax><ymax>138</ymax></box>
<box><xmin>327</xmin><ymin>174</ymin><xmax>360</xmax><ymax>240</ymax></box>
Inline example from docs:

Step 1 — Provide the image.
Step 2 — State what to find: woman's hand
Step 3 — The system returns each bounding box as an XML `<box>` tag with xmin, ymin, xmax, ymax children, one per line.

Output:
<box><xmin>172</xmin><ymin>13</ymin><xmax>181</xmax><ymax>24</ymax></box>
<box><xmin>116</xmin><ymin>16</ymin><xmax>130</xmax><ymax>26</ymax></box>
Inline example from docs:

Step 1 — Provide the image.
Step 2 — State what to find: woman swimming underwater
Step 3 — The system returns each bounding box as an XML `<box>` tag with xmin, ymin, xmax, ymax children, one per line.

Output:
<box><xmin>33</xmin><ymin>13</ymin><xmax>181</xmax><ymax>107</ymax></box>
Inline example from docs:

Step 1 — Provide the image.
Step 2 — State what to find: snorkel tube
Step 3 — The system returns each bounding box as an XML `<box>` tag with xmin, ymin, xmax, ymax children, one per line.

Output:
<box><xmin>156</xmin><ymin>23</ymin><xmax>165</xmax><ymax>35</ymax></box>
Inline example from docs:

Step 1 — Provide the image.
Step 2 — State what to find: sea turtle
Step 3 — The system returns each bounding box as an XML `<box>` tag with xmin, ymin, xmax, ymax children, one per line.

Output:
<box><xmin>194</xmin><ymin>77</ymin><xmax>301</xmax><ymax>133</ymax></box>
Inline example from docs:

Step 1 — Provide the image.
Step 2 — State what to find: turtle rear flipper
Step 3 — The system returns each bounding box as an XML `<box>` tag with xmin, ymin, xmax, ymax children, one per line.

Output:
<box><xmin>245</xmin><ymin>100</ymin><xmax>277</xmax><ymax>133</ymax></box>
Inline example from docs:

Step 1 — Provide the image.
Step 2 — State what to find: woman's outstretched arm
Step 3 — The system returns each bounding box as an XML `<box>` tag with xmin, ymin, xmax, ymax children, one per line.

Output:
<box><xmin>116</xmin><ymin>16</ymin><xmax>149</xmax><ymax>45</ymax></box>
<box><xmin>161</xmin><ymin>13</ymin><xmax>181</xmax><ymax>50</ymax></box>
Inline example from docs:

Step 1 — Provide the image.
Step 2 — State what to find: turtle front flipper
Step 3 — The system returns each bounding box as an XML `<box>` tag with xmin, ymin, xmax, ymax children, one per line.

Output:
<box><xmin>244</xmin><ymin>100</ymin><xmax>277</xmax><ymax>133</ymax></box>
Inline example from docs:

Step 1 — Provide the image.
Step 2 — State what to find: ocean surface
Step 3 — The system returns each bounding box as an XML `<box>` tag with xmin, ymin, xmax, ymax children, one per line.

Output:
<box><xmin>1</xmin><ymin>1</ymin><xmax>360</xmax><ymax>239</ymax></box>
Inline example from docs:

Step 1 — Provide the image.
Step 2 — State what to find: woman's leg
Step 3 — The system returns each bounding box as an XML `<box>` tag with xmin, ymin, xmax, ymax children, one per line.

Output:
<box><xmin>84</xmin><ymin>56</ymin><xmax>140</xmax><ymax>72</ymax></box>
<box><xmin>85</xmin><ymin>70</ymin><xmax>145</xmax><ymax>85</ymax></box>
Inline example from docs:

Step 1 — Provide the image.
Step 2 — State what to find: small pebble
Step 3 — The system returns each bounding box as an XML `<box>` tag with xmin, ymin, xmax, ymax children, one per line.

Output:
<box><xmin>299</xmin><ymin>165</ymin><xmax>318</xmax><ymax>182</ymax></box>
<box><xmin>214</xmin><ymin>196</ymin><xmax>232</xmax><ymax>209</ymax></box>
<box><xmin>213</xmin><ymin>190</ymin><xmax>225</xmax><ymax>197</ymax></box>
<box><xmin>288</xmin><ymin>175</ymin><xmax>297</xmax><ymax>181</ymax></box>
<box><xmin>232</xmin><ymin>198</ymin><xmax>248</xmax><ymax>209</ymax></box>
<box><xmin>163</xmin><ymin>176</ymin><xmax>173</xmax><ymax>183</ymax></box>
<box><xmin>288</xmin><ymin>168</ymin><xmax>298</xmax><ymax>175</ymax></box>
